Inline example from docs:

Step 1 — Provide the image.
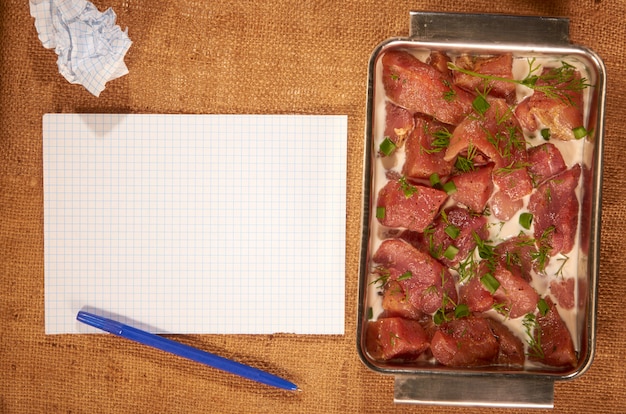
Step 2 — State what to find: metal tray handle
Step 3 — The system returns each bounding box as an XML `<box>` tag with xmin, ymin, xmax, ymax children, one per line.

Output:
<box><xmin>395</xmin><ymin>374</ymin><xmax>555</xmax><ymax>408</ymax></box>
<box><xmin>409</xmin><ymin>11</ymin><xmax>570</xmax><ymax>45</ymax></box>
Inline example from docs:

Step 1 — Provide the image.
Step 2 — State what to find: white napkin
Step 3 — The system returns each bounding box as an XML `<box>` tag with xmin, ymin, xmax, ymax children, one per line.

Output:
<box><xmin>30</xmin><ymin>0</ymin><xmax>132</xmax><ymax>96</ymax></box>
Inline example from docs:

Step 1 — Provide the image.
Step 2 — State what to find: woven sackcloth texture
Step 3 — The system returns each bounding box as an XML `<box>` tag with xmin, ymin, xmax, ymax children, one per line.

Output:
<box><xmin>1</xmin><ymin>0</ymin><xmax>625</xmax><ymax>413</ymax></box>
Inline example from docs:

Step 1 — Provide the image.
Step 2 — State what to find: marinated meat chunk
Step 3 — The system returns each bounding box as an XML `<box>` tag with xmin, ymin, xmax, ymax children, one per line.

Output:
<box><xmin>427</xmin><ymin>50</ymin><xmax>452</xmax><ymax>75</ymax></box>
<box><xmin>449</xmin><ymin>164</ymin><xmax>494</xmax><ymax>213</ymax></box>
<box><xmin>366</xmin><ymin>317</ymin><xmax>430</xmax><ymax>360</ymax></box>
<box><xmin>460</xmin><ymin>261</ymin><xmax>539</xmax><ymax>318</ymax></box>
<box><xmin>492</xmin><ymin>265</ymin><xmax>539</xmax><ymax>319</ymax></box>
<box><xmin>445</xmin><ymin>98</ymin><xmax>533</xmax><ymax>202</ymax></box>
<box><xmin>382</xmin><ymin>50</ymin><xmax>475</xmax><ymax>125</ymax></box>
<box><xmin>452</xmin><ymin>53</ymin><xmax>517</xmax><ymax>103</ymax></box>
<box><xmin>380</xmin><ymin>281</ymin><xmax>423</xmax><ymax>320</ymax></box>
<box><xmin>383</xmin><ymin>101</ymin><xmax>414</xmax><ymax>152</ymax></box>
<box><xmin>431</xmin><ymin>316</ymin><xmax>499</xmax><ymax>367</ymax></box>
<box><xmin>372</xmin><ymin>239</ymin><xmax>458</xmax><ymax>314</ymax></box>
<box><xmin>400</xmin><ymin>207</ymin><xmax>488</xmax><ymax>267</ymax></box>
<box><xmin>486</xmin><ymin>318</ymin><xmax>525</xmax><ymax>366</ymax></box>
<box><xmin>376</xmin><ymin>178</ymin><xmax>447</xmax><ymax>232</ymax></box>
<box><xmin>529</xmin><ymin>297</ymin><xmax>577</xmax><ymax>367</ymax></box>
<box><xmin>424</xmin><ymin>207</ymin><xmax>488</xmax><ymax>267</ymax></box>
<box><xmin>494</xmin><ymin>235</ymin><xmax>548</xmax><ymax>281</ymax></box>
<box><xmin>459</xmin><ymin>273</ymin><xmax>494</xmax><ymax>313</ymax></box>
<box><xmin>549</xmin><ymin>278</ymin><xmax>575</xmax><ymax>310</ymax></box>
<box><xmin>402</xmin><ymin>116</ymin><xmax>454</xmax><ymax>179</ymax></box>
<box><xmin>489</xmin><ymin>190</ymin><xmax>524</xmax><ymax>221</ymax></box>
<box><xmin>527</xmin><ymin>142</ymin><xmax>568</xmax><ymax>186</ymax></box>
<box><xmin>514</xmin><ymin>67</ymin><xmax>585</xmax><ymax>141</ymax></box>
<box><xmin>528</xmin><ymin>165</ymin><xmax>581</xmax><ymax>255</ymax></box>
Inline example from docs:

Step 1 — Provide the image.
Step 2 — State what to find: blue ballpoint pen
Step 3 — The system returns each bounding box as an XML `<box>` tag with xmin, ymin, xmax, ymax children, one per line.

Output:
<box><xmin>76</xmin><ymin>311</ymin><xmax>299</xmax><ymax>391</ymax></box>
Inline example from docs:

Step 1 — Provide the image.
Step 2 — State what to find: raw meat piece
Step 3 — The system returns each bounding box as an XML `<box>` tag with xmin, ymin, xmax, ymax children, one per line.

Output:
<box><xmin>430</xmin><ymin>316</ymin><xmax>499</xmax><ymax>367</ymax></box>
<box><xmin>452</xmin><ymin>53</ymin><xmax>517</xmax><ymax>103</ymax></box>
<box><xmin>489</xmin><ymin>190</ymin><xmax>524</xmax><ymax>221</ymax></box>
<box><xmin>529</xmin><ymin>297</ymin><xmax>577</xmax><ymax>367</ymax></box>
<box><xmin>514</xmin><ymin>67</ymin><xmax>585</xmax><ymax>141</ymax></box>
<box><xmin>459</xmin><ymin>272</ymin><xmax>494</xmax><ymax>313</ymax></box>
<box><xmin>449</xmin><ymin>164</ymin><xmax>494</xmax><ymax>213</ymax></box>
<box><xmin>549</xmin><ymin>278</ymin><xmax>575</xmax><ymax>310</ymax></box>
<box><xmin>383</xmin><ymin>101</ymin><xmax>414</xmax><ymax>151</ymax></box>
<box><xmin>486</xmin><ymin>318</ymin><xmax>525</xmax><ymax>366</ymax></box>
<box><xmin>528</xmin><ymin>165</ymin><xmax>581</xmax><ymax>255</ymax></box>
<box><xmin>400</xmin><ymin>207</ymin><xmax>488</xmax><ymax>267</ymax></box>
<box><xmin>427</xmin><ymin>50</ymin><xmax>452</xmax><ymax>75</ymax></box>
<box><xmin>376</xmin><ymin>178</ymin><xmax>447</xmax><ymax>232</ymax></box>
<box><xmin>381</xmin><ymin>281</ymin><xmax>423</xmax><ymax>320</ymax></box>
<box><xmin>402</xmin><ymin>116</ymin><xmax>454</xmax><ymax>179</ymax></box>
<box><xmin>527</xmin><ymin>142</ymin><xmax>567</xmax><ymax>186</ymax></box>
<box><xmin>382</xmin><ymin>50</ymin><xmax>475</xmax><ymax>125</ymax></box>
<box><xmin>492</xmin><ymin>265</ymin><xmax>539</xmax><ymax>319</ymax></box>
<box><xmin>372</xmin><ymin>239</ymin><xmax>458</xmax><ymax>314</ymax></box>
<box><xmin>366</xmin><ymin>317</ymin><xmax>430</xmax><ymax>360</ymax></box>
<box><xmin>494</xmin><ymin>235</ymin><xmax>548</xmax><ymax>281</ymax></box>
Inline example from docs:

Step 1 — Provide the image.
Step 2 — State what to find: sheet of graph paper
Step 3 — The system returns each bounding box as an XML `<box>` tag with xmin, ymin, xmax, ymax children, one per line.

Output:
<box><xmin>43</xmin><ymin>113</ymin><xmax>347</xmax><ymax>334</ymax></box>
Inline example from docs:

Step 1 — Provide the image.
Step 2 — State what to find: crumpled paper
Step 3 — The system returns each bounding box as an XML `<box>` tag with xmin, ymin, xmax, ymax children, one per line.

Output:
<box><xmin>30</xmin><ymin>0</ymin><xmax>132</xmax><ymax>96</ymax></box>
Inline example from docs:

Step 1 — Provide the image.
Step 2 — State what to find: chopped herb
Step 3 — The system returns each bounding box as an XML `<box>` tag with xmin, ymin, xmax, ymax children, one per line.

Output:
<box><xmin>472</xmin><ymin>94</ymin><xmax>491</xmax><ymax>116</ymax></box>
<box><xmin>398</xmin><ymin>270</ymin><xmax>413</xmax><ymax>281</ymax></box>
<box><xmin>480</xmin><ymin>272</ymin><xmax>500</xmax><ymax>294</ymax></box>
<box><xmin>390</xmin><ymin>73</ymin><xmax>399</xmax><ymax>81</ymax></box>
<box><xmin>433</xmin><ymin>308</ymin><xmax>446</xmax><ymax>325</ymax></box>
<box><xmin>376</xmin><ymin>206</ymin><xmax>386</xmax><ymax>220</ymax></box>
<box><xmin>429</xmin><ymin>173</ymin><xmax>441</xmax><ymax>187</ymax></box>
<box><xmin>572</xmin><ymin>126</ymin><xmax>589</xmax><ymax>140</ymax></box>
<box><xmin>442</xmin><ymin>79</ymin><xmax>457</xmax><ymax>102</ymax></box>
<box><xmin>422</xmin><ymin>126</ymin><xmax>452</xmax><ymax>154</ymax></box>
<box><xmin>443</xmin><ymin>245</ymin><xmax>459</xmax><ymax>260</ymax></box>
<box><xmin>473</xmin><ymin>232</ymin><xmax>495</xmax><ymax>262</ymax></box>
<box><xmin>370</xmin><ymin>266</ymin><xmax>390</xmax><ymax>287</ymax></box>
<box><xmin>379</xmin><ymin>136</ymin><xmax>397</xmax><ymax>156</ymax></box>
<box><xmin>445</xmin><ymin>224</ymin><xmax>461</xmax><ymax>239</ymax></box>
<box><xmin>454</xmin><ymin>303</ymin><xmax>470</xmax><ymax>319</ymax></box>
<box><xmin>448</xmin><ymin>59</ymin><xmax>592</xmax><ymax>106</ymax></box>
<box><xmin>523</xmin><ymin>313</ymin><xmax>544</xmax><ymax>359</ymax></box>
<box><xmin>367</xmin><ymin>306</ymin><xmax>374</xmax><ymax>320</ymax></box>
<box><xmin>399</xmin><ymin>176</ymin><xmax>418</xmax><ymax>198</ymax></box>
<box><xmin>537</xmin><ymin>298</ymin><xmax>550</xmax><ymax>316</ymax></box>
<box><xmin>442</xmin><ymin>181</ymin><xmax>457</xmax><ymax>194</ymax></box>
<box><xmin>455</xmin><ymin>143</ymin><xmax>477</xmax><ymax>172</ymax></box>
<box><xmin>555</xmin><ymin>254</ymin><xmax>569</xmax><ymax>278</ymax></box>
<box><xmin>492</xmin><ymin>302</ymin><xmax>510</xmax><ymax>318</ymax></box>
<box><xmin>519</xmin><ymin>212</ymin><xmax>533</xmax><ymax>230</ymax></box>
<box><xmin>541</xmin><ymin>128</ymin><xmax>551</xmax><ymax>140</ymax></box>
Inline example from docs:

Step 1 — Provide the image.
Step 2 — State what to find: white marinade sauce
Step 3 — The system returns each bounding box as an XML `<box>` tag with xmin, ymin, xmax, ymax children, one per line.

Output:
<box><xmin>367</xmin><ymin>49</ymin><xmax>595</xmax><ymax>368</ymax></box>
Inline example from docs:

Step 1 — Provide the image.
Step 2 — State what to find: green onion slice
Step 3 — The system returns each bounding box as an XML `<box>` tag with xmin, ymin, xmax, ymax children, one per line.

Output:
<box><xmin>444</xmin><ymin>224</ymin><xmax>461</xmax><ymax>239</ymax></box>
<box><xmin>472</xmin><ymin>94</ymin><xmax>490</xmax><ymax>115</ymax></box>
<box><xmin>442</xmin><ymin>181</ymin><xmax>457</xmax><ymax>194</ymax></box>
<box><xmin>429</xmin><ymin>173</ymin><xmax>441</xmax><ymax>187</ymax></box>
<box><xmin>443</xmin><ymin>245</ymin><xmax>459</xmax><ymax>260</ymax></box>
<box><xmin>572</xmin><ymin>126</ymin><xmax>588</xmax><ymax>140</ymax></box>
<box><xmin>433</xmin><ymin>308</ymin><xmax>446</xmax><ymax>325</ymax></box>
<box><xmin>481</xmin><ymin>273</ymin><xmax>501</xmax><ymax>294</ymax></box>
<box><xmin>519</xmin><ymin>212</ymin><xmax>533</xmax><ymax>230</ymax></box>
<box><xmin>398</xmin><ymin>271</ymin><xmax>413</xmax><ymax>281</ymax></box>
<box><xmin>379</xmin><ymin>137</ymin><xmax>396</xmax><ymax>156</ymax></box>
<box><xmin>537</xmin><ymin>298</ymin><xmax>550</xmax><ymax>316</ymax></box>
<box><xmin>454</xmin><ymin>304</ymin><xmax>470</xmax><ymax>319</ymax></box>
<box><xmin>376</xmin><ymin>206</ymin><xmax>386</xmax><ymax>220</ymax></box>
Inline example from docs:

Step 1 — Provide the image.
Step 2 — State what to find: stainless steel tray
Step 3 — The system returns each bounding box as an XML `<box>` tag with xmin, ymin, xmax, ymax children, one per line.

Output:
<box><xmin>357</xmin><ymin>12</ymin><xmax>606</xmax><ymax>408</ymax></box>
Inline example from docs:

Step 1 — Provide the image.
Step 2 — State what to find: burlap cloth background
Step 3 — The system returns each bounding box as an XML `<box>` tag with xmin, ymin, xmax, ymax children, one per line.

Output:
<box><xmin>1</xmin><ymin>0</ymin><xmax>625</xmax><ymax>413</ymax></box>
